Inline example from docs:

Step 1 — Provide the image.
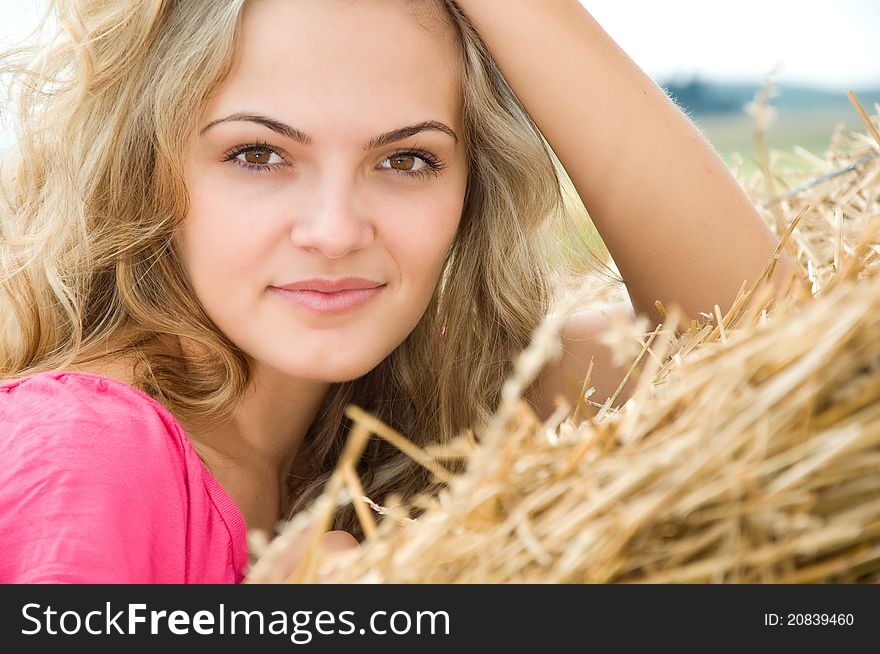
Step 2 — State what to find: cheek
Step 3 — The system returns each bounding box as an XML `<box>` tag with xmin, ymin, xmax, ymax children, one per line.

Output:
<box><xmin>178</xmin><ymin>177</ymin><xmax>281</xmax><ymax>283</ymax></box>
<box><xmin>398</xmin><ymin>197</ymin><xmax>460</xmax><ymax>261</ymax></box>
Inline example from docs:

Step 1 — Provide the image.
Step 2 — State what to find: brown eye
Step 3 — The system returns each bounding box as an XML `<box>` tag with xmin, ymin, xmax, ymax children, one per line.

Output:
<box><xmin>244</xmin><ymin>149</ymin><xmax>273</xmax><ymax>165</ymax></box>
<box><xmin>228</xmin><ymin>145</ymin><xmax>285</xmax><ymax>168</ymax></box>
<box><xmin>378</xmin><ymin>149</ymin><xmax>442</xmax><ymax>179</ymax></box>
<box><xmin>389</xmin><ymin>154</ymin><xmax>416</xmax><ymax>171</ymax></box>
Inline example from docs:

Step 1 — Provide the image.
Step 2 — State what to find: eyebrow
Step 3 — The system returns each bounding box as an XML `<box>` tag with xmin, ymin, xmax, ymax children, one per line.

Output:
<box><xmin>200</xmin><ymin>113</ymin><xmax>459</xmax><ymax>149</ymax></box>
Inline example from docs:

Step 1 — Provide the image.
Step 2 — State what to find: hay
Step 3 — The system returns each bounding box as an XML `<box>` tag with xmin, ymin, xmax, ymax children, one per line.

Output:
<box><xmin>249</xmin><ymin>87</ymin><xmax>880</xmax><ymax>584</ymax></box>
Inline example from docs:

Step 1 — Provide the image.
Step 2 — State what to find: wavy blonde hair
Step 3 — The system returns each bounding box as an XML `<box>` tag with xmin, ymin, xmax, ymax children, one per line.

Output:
<box><xmin>0</xmin><ymin>0</ymin><xmax>618</xmax><ymax>538</ymax></box>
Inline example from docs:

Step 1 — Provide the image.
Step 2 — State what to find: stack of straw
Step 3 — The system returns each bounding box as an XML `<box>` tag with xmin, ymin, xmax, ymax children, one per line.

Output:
<box><xmin>248</xmin><ymin>88</ymin><xmax>880</xmax><ymax>584</ymax></box>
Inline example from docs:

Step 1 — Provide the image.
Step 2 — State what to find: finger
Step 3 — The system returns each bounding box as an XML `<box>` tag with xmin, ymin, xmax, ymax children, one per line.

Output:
<box><xmin>319</xmin><ymin>531</ymin><xmax>361</xmax><ymax>583</ymax></box>
<box><xmin>322</xmin><ymin>530</ymin><xmax>360</xmax><ymax>553</ymax></box>
<box><xmin>285</xmin><ymin>530</ymin><xmax>360</xmax><ymax>584</ymax></box>
<box><xmin>244</xmin><ymin>521</ymin><xmax>319</xmax><ymax>584</ymax></box>
<box><xmin>265</xmin><ymin>522</ymin><xmax>318</xmax><ymax>580</ymax></box>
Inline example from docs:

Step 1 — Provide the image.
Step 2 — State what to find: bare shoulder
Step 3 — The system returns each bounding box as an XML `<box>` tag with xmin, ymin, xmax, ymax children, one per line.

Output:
<box><xmin>524</xmin><ymin>300</ymin><xmax>640</xmax><ymax>422</ymax></box>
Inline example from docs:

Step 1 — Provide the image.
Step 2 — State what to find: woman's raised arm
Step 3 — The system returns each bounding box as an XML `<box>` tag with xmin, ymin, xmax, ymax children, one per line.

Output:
<box><xmin>453</xmin><ymin>0</ymin><xmax>799</xmax><ymax>326</ymax></box>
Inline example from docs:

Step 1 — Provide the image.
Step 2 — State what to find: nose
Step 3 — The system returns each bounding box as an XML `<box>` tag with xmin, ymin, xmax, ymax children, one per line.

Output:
<box><xmin>289</xmin><ymin>177</ymin><xmax>376</xmax><ymax>259</ymax></box>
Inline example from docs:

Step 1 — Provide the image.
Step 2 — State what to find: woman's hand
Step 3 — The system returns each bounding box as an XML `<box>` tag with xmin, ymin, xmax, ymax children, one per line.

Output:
<box><xmin>244</xmin><ymin>524</ymin><xmax>360</xmax><ymax>584</ymax></box>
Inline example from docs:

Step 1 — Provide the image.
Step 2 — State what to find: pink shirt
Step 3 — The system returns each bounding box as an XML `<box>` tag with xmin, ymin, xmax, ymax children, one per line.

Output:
<box><xmin>0</xmin><ymin>370</ymin><xmax>248</xmax><ymax>583</ymax></box>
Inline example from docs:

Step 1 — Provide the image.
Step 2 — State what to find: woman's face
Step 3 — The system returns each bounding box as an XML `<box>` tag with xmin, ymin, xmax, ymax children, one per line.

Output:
<box><xmin>178</xmin><ymin>0</ymin><xmax>467</xmax><ymax>381</ymax></box>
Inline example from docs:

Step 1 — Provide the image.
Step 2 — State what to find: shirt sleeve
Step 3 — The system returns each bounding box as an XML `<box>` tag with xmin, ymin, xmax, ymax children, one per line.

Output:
<box><xmin>0</xmin><ymin>374</ymin><xmax>192</xmax><ymax>583</ymax></box>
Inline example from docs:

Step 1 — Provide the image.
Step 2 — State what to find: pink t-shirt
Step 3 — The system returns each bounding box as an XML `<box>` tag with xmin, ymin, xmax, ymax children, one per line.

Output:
<box><xmin>0</xmin><ymin>370</ymin><xmax>248</xmax><ymax>583</ymax></box>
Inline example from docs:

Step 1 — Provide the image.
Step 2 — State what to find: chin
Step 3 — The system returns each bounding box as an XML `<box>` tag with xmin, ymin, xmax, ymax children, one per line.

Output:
<box><xmin>252</xmin><ymin>327</ymin><xmax>403</xmax><ymax>381</ymax></box>
<box><xmin>266</xmin><ymin>353</ymin><xmax>382</xmax><ymax>384</ymax></box>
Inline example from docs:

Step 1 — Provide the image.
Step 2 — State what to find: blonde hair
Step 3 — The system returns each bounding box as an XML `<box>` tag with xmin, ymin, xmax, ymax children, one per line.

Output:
<box><xmin>0</xmin><ymin>0</ymin><xmax>618</xmax><ymax>538</ymax></box>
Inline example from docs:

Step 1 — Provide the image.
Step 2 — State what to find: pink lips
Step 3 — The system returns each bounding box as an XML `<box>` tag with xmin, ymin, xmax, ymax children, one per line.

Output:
<box><xmin>270</xmin><ymin>277</ymin><xmax>386</xmax><ymax>315</ymax></box>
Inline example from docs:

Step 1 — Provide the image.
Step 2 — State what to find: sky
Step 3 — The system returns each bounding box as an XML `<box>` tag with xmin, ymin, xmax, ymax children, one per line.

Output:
<box><xmin>587</xmin><ymin>0</ymin><xmax>879</xmax><ymax>90</ymax></box>
<box><xmin>0</xmin><ymin>0</ymin><xmax>877</xmax><ymax>88</ymax></box>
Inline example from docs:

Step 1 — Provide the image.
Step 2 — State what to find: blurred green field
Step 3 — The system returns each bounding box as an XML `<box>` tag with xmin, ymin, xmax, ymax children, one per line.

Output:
<box><xmin>695</xmin><ymin>108</ymin><xmax>867</xmax><ymax>178</ymax></box>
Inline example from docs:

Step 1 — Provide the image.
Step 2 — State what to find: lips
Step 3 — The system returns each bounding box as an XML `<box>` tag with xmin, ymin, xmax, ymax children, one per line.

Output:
<box><xmin>269</xmin><ymin>277</ymin><xmax>387</xmax><ymax>315</ymax></box>
<box><xmin>275</xmin><ymin>277</ymin><xmax>385</xmax><ymax>293</ymax></box>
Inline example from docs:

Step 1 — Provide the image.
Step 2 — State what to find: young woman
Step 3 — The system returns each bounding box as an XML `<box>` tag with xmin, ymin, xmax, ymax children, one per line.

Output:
<box><xmin>0</xmin><ymin>0</ymin><xmax>796</xmax><ymax>583</ymax></box>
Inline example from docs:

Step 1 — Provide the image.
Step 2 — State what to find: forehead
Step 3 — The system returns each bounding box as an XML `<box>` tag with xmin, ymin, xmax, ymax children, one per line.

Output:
<box><xmin>208</xmin><ymin>0</ymin><xmax>462</xmax><ymax>141</ymax></box>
